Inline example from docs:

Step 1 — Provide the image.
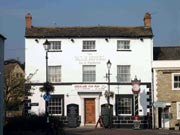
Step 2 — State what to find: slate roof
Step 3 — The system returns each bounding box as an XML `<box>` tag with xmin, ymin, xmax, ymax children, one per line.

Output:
<box><xmin>153</xmin><ymin>46</ymin><xmax>180</xmax><ymax>60</ymax></box>
<box><xmin>25</xmin><ymin>26</ymin><xmax>153</xmax><ymax>38</ymax></box>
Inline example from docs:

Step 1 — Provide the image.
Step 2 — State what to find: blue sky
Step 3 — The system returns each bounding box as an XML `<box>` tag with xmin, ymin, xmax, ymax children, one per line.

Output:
<box><xmin>0</xmin><ymin>0</ymin><xmax>180</xmax><ymax>62</ymax></box>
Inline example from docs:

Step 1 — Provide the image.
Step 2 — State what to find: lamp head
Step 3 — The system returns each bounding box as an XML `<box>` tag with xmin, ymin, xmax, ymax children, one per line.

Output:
<box><xmin>43</xmin><ymin>39</ymin><xmax>50</xmax><ymax>51</ymax></box>
<box><xmin>107</xmin><ymin>60</ymin><xmax>112</xmax><ymax>69</ymax></box>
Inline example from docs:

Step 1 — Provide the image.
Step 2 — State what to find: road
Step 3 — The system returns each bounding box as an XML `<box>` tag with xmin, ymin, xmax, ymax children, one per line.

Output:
<box><xmin>65</xmin><ymin>127</ymin><xmax>180</xmax><ymax>135</ymax></box>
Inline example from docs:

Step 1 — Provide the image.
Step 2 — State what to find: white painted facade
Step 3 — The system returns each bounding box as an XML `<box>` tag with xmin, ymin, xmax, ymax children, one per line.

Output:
<box><xmin>25</xmin><ymin>37</ymin><xmax>153</xmax><ymax>126</ymax></box>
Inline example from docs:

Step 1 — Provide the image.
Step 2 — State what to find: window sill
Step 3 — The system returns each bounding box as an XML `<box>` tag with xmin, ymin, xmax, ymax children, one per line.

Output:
<box><xmin>82</xmin><ymin>50</ymin><xmax>97</xmax><ymax>52</ymax></box>
<box><xmin>172</xmin><ymin>88</ymin><xmax>180</xmax><ymax>90</ymax></box>
<box><xmin>48</xmin><ymin>50</ymin><xmax>62</xmax><ymax>52</ymax></box>
<box><xmin>117</xmin><ymin>49</ymin><xmax>132</xmax><ymax>52</ymax></box>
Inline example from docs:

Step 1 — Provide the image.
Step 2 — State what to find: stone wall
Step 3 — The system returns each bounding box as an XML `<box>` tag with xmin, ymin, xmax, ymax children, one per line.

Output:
<box><xmin>156</xmin><ymin>70</ymin><xmax>180</xmax><ymax>127</ymax></box>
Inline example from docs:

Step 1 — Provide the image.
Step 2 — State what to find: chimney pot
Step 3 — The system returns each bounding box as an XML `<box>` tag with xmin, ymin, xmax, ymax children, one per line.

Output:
<box><xmin>144</xmin><ymin>12</ymin><xmax>151</xmax><ymax>28</ymax></box>
<box><xmin>25</xmin><ymin>13</ymin><xmax>32</xmax><ymax>29</ymax></box>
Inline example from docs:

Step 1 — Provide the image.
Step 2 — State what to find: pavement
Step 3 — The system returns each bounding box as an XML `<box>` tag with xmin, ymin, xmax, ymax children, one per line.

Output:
<box><xmin>4</xmin><ymin>127</ymin><xmax>180</xmax><ymax>135</ymax></box>
<box><xmin>64</xmin><ymin>127</ymin><xmax>180</xmax><ymax>135</ymax></box>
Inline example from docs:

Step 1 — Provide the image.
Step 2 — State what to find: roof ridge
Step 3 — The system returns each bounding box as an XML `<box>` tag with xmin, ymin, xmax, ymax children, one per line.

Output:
<box><xmin>155</xmin><ymin>46</ymin><xmax>180</xmax><ymax>48</ymax></box>
<box><xmin>32</xmin><ymin>25</ymin><xmax>145</xmax><ymax>29</ymax></box>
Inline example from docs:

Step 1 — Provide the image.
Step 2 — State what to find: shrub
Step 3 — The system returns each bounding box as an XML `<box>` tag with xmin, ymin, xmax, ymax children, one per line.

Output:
<box><xmin>4</xmin><ymin>114</ymin><xmax>64</xmax><ymax>134</ymax></box>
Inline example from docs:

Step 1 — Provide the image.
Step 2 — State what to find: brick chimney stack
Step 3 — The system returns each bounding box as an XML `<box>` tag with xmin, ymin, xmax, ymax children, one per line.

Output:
<box><xmin>144</xmin><ymin>12</ymin><xmax>151</xmax><ymax>28</ymax></box>
<box><xmin>25</xmin><ymin>13</ymin><xmax>32</xmax><ymax>29</ymax></box>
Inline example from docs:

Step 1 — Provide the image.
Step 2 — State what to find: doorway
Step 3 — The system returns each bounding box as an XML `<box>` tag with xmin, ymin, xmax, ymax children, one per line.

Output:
<box><xmin>84</xmin><ymin>98</ymin><xmax>95</xmax><ymax>124</ymax></box>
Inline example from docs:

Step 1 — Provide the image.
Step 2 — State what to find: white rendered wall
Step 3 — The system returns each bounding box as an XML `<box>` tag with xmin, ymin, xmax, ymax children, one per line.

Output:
<box><xmin>25</xmin><ymin>37</ymin><xmax>153</xmax><ymax>117</ymax></box>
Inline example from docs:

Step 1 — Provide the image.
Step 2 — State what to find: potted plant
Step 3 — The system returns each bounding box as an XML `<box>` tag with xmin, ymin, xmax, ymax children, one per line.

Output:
<box><xmin>104</xmin><ymin>91</ymin><xmax>114</xmax><ymax>98</ymax></box>
<box><xmin>175</xmin><ymin>123</ymin><xmax>180</xmax><ymax>130</ymax></box>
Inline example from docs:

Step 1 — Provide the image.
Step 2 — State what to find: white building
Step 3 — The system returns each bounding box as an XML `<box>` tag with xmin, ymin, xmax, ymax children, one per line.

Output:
<box><xmin>25</xmin><ymin>12</ymin><xmax>153</xmax><ymax>128</ymax></box>
<box><xmin>0</xmin><ymin>34</ymin><xmax>6</xmax><ymax>134</ymax></box>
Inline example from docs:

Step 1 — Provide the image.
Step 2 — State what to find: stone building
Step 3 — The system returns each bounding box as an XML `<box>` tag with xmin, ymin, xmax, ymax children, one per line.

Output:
<box><xmin>153</xmin><ymin>46</ymin><xmax>180</xmax><ymax>129</ymax></box>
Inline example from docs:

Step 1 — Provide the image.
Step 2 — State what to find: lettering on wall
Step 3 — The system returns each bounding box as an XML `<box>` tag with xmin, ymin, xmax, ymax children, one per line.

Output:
<box><xmin>75</xmin><ymin>53</ymin><xmax>106</xmax><ymax>65</ymax></box>
<box><xmin>73</xmin><ymin>84</ymin><xmax>107</xmax><ymax>91</ymax></box>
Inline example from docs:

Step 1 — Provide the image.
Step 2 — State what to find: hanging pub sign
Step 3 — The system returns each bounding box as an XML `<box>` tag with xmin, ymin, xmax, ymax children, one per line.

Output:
<box><xmin>131</xmin><ymin>76</ymin><xmax>141</xmax><ymax>94</ymax></box>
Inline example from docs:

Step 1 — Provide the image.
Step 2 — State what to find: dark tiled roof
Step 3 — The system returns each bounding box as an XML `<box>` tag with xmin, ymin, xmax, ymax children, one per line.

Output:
<box><xmin>153</xmin><ymin>46</ymin><xmax>180</xmax><ymax>60</ymax></box>
<box><xmin>25</xmin><ymin>26</ymin><xmax>153</xmax><ymax>38</ymax></box>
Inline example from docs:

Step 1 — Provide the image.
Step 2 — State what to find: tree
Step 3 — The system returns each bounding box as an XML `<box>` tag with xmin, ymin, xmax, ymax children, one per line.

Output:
<box><xmin>4</xmin><ymin>62</ymin><xmax>37</xmax><ymax>117</ymax></box>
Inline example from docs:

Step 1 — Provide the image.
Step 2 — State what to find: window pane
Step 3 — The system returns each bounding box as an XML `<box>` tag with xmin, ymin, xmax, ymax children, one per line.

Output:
<box><xmin>117</xmin><ymin>97</ymin><xmax>132</xmax><ymax>115</ymax></box>
<box><xmin>117</xmin><ymin>65</ymin><xmax>130</xmax><ymax>82</ymax></box>
<box><xmin>83</xmin><ymin>65</ymin><xmax>96</xmax><ymax>82</ymax></box>
<box><xmin>48</xmin><ymin>97</ymin><xmax>62</xmax><ymax>115</ymax></box>
<box><xmin>174</xmin><ymin>74</ymin><xmax>180</xmax><ymax>89</ymax></box>
<box><xmin>83</xmin><ymin>41</ymin><xmax>95</xmax><ymax>50</ymax></box>
<box><xmin>117</xmin><ymin>40</ymin><xmax>130</xmax><ymax>50</ymax></box>
<box><xmin>48</xmin><ymin>66</ymin><xmax>61</xmax><ymax>83</ymax></box>
<box><xmin>49</xmin><ymin>41</ymin><xmax>61</xmax><ymax>51</ymax></box>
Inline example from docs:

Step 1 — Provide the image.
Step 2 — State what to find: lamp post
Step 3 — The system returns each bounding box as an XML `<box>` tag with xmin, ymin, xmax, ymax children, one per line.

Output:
<box><xmin>106</xmin><ymin>60</ymin><xmax>112</xmax><ymax>129</ymax></box>
<box><xmin>106</xmin><ymin>60</ymin><xmax>112</xmax><ymax>105</ymax></box>
<box><xmin>43</xmin><ymin>39</ymin><xmax>50</xmax><ymax>123</ymax></box>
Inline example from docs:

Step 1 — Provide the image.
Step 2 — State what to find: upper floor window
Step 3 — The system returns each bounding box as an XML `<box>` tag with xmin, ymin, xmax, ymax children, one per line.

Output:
<box><xmin>172</xmin><ymin>73</ymin><xmax>180</xmax><ymax>90</ymax></box>
<box><xmin>117</xmin><ymin>40</ymin><xmax>130</xmax><ymax>50</ymax></box>
<box><xmin>48</xmin><ymin>66</ymin><xmax>61</xmax><ymax>83</ymax></box>
<box><xmin>48</xmin><ymin>41</ymin><xmax>61</xmax><ymax>51</ymax></box>
<box><xmin>82</xmin><ymin>41</ymin><xmax>96</xmax><ymax>51</ymax></box>
<box><xmin>117</xmin><ymin>65</ymin><xmax>131</xmax><ymax>82</ymax></box>
<box><xmin>83</xmin><ymin>65</ymin><xmax>96</xmax><ymax>82</ymax></box>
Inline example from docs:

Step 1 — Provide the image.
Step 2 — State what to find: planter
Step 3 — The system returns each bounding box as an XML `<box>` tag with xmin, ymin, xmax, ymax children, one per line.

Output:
<box><xmin>175</xmin><ymin>126</ymin><xmax>179</xmax><ymax>130</ymax></box>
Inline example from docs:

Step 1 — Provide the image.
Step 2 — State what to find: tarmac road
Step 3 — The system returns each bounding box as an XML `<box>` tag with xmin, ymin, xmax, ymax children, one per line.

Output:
<box><xmin>65</xmin><ymin>127</ymin><xmax>180</xmax><ymax>135</ymax></box>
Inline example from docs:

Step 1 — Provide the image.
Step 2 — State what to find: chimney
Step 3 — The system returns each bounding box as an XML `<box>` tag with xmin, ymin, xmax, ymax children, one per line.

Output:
<box><xmin>25</xmin><ymin>13</ymin><xmax>32</xmax><ymax>29</ymax></box>
<box><xmin>144</xmin><ymin>12</ymin><xmax>151</xmax><ymax>28</ymax></box>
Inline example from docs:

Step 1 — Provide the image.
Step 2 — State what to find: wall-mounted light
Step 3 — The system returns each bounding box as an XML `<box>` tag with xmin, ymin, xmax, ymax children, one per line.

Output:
<box><xmin>71</xmin><ymin>39</ymin><xmax>74</xmax><ymax>43</ymax></box>
<box><xmin>35</xmin><ymin>39</ymin><xmax>39</xmax><ymax>43</ymax></box>
<box><xmin>105</xmin><ymin>38</ymin><xmax>109</xmax><ymax>42</ymax></box>
<box><xmin>140</xmin><ymin>38</ymin><xmax>144</xmax><ymax>42</ymax></box>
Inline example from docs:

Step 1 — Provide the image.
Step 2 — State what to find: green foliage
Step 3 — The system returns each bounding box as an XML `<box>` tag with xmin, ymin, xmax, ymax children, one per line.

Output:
<box><xmin>4</xmin><ymin>71</ymin><xmax>26</xmax><ymax>113</ymax></box>
<box><xmin>6</xmin><ymin>101</ymin><xmax>19</xmax><ymax>111</ymax></box>
<box><xmin>39</xmin><ymin>82</ymin><xmax>54</xmax><ymax>93</ymax></box>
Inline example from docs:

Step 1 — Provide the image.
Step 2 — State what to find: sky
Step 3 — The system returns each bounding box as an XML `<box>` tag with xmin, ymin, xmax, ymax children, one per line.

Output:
<box><xmin>0</xmin><ymin>0</ymin><xmax>180</xmax><ymax>63</ymax></box>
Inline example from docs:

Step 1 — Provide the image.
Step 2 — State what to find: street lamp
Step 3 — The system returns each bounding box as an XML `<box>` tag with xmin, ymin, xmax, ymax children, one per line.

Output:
<box><xmin>43</xmin><ymin>39</ymin><xmax>50</xmax><ymax>123</ymax></box>
<box><xmin>106</xmin><ymin>60</ymin><xmax>112</xmax><ymax>129</ymax></box>
<box><xmin>106</xmin><ymin>60</ymin><xmax>112</xmax><ymax>105</ymax></box>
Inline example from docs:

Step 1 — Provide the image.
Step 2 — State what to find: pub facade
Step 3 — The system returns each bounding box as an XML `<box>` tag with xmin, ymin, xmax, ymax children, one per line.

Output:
<box><xmin>25</xmin><ymin>12</ymin><xmax>153</xmax><ymax>128</ymax></box>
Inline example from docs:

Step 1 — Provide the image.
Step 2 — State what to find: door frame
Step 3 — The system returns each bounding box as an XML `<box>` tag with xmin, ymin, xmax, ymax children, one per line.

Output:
<box><xmin>78</xmin><ymin>92</ymin><xmax>101</xmax><ymax>126</ymax></box>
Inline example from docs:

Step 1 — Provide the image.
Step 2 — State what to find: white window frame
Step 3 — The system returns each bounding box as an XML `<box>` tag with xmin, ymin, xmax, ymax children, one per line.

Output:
<box><xmin>48</xmin><ymin>41</ymin><xmax>61</xmax><ymax>51</ymax></box>
<box><xmin>177</xmin><ymin>102</ymin><xmax>180</xmax><ymax>119</ymax></box>
<box><xmin>172</xmin><ymin>73</ymin><xmax>180</xmax><ymax>90</ymax></box>
<box><xmin>117</xmin><ymin>40</ymin><xmax>130</xmax><ymax>50</ymax></box>
<box><xmin>82</xmin><ymin>40</ymin><xmax>96</xmax><ymax>51</ymax></box>
<box><xmin>48</xmin><ymin>66</ymin><xmax>61</xmax><ymax>83</ymax></box>
<box><xmin>49</xmin><ymin>96</ymin><xmax>63</xmax><ymax>116</ymax></box>
<box><xmin>117</xmin><ymin>97</ymin><xmax>133</xmax><ymax>116</ymax></box>
<box><xmin>117</xmin><ymin>65</ymin><xmax>131</xmax><ymax>82</ymax></box>
<box><xmin>82</xmin><ymin>65</ymin><xmax>96</xmax><ymax>82</ymax></box>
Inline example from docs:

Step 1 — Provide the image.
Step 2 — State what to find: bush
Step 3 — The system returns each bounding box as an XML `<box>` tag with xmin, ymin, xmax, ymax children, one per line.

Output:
<box><xmin>4</xmin><ymin>114</ymin><xmax>64</xmax><ymax>134</ymax></box>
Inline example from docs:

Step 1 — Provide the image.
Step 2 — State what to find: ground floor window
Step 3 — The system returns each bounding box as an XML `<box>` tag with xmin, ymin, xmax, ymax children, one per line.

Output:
<box><xmin>48</xmin><ymin>95</ymin><xmax>64</xmax><ymax>115</ymax></box>
<box><xmin>116</xmin><ymin>95</ymin><xmax>133</xmax><ymax>116</ymax></box>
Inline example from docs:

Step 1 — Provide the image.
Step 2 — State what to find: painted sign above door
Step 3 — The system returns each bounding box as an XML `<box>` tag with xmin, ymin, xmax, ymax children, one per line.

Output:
<box><xmin>73</xmin><ymin>84</ymin><xmax>107</xmax><ymax>91</ymax></box>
